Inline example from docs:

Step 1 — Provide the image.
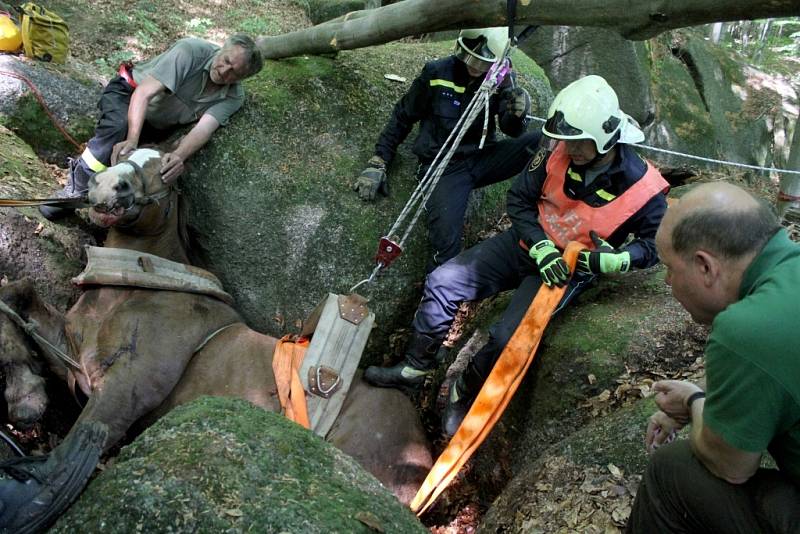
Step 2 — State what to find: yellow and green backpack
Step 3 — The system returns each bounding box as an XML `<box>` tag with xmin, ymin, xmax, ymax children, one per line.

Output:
<box><xmin>19</xmin><ymin>2</ymin><xmax>69</xmax><ymax>63</ymax></box>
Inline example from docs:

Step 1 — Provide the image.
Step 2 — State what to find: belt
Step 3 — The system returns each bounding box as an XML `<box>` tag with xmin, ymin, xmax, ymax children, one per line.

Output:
<box><xmin>118</xmin><ymin>62</ymin><xmax>137</xmax><ymax>89</ymax></box>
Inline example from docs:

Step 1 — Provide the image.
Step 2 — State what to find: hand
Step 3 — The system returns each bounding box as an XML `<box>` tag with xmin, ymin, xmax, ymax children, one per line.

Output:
<box><xmin>577</xmin><ymin>230</ymin><xmax>631</xmax><ymax>274</ymax></box>
<box><xmin>645</xmin><ymin>410</ymin><xmax>683</xmax><ymax>454</ymax></box>
<box><xmin>529</xmin><ymin>239</ymin><xmax>570</xmax><ymax>287</ymax></box>
<box><xmin>504</xmin><ymin>87</ymin><xmax>530</xmax><ymax>118</ymax></box>
<box><xmin>653</xmin><ymin>380</ymin><xmax>703</xmax><ymax>424</ymax></box>
<box><xmin>111</xmin><ymin>140</ymin><xmax>138</xmax><ymax>165</ymax></box>
<box><xmin>160</xmin><ymin>152</ymin><xmax>185</xmax><ymax>184</ymax></box>
<box><xmin>352</xmin><ymin>156</ymin><xmax>388</xmax><ymax>201</ymax></box>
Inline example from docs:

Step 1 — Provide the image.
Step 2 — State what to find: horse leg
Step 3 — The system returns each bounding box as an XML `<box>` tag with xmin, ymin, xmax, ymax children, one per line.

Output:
<box><xmin>0</xmin><ymin>280</ymin><xmax>68</xmax><ymax>428</ymax></box>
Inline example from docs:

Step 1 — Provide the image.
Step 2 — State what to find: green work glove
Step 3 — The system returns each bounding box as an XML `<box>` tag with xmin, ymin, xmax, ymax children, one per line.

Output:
<box><xmin>352</xmin><ymin>155</ymin><xmax>389</xmax><ymax>201</ymax></box>
<box><xmin>577</xmin><ymin>231</ymin><xmax>631</xmax><ymax>274</ymax></box>
<box><xmin>529</xmin><ymin>239</ymin><xmax>570</xmax><ymax>287</ymax></box>
<box><xmin>503</xmin><ymin>87</ymin><xmax>531</xmax><ymax>118</ymax></box>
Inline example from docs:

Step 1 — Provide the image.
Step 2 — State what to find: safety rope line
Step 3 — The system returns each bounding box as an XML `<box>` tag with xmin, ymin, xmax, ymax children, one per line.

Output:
<box><xmin>525</xmin><ymin>114</ymin><xmax>800</xmax><ymax>176</ymax></box>
<box><xmin>350</xmin><ymin>53</ymin><xmax>517</xmax><ymax>294</ymax></box>
<box><xmin>0</xmin><ymin>69</ymin><xmax>83</xmax><ymax>151</ymax></box>
<box><xmin>0</xmin><ymin>299</ymin><xmax>81</xmax><ymax>370</ymax></box>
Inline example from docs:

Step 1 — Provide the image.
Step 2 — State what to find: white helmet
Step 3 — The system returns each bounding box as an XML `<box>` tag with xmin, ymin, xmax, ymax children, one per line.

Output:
<box><xmin>542</xmin><ymin>75</ymin><xmax>644</xmax><ymax>154</ymax></box>
<box><xmin>454</xmin><ymin>27</ymin><xmax>509</xmax><ymax>73</ymax></box>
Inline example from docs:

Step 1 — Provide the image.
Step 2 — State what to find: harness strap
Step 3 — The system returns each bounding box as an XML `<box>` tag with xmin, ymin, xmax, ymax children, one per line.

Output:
<box><xmin>411</xmin><ymin>241</ymin><xmax>583</xmax><ymax>515</ymax></box>
<box><xmin>272</xmin><ymin>335</ymin><xmax>311</xmax><ymax>429</ymax></box>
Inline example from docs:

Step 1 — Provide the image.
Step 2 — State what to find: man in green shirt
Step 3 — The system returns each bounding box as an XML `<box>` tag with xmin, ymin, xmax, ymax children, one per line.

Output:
<box><xmin>628</xmin><ymin>182</ymin><xmax>800</xmax><ymax>532</ymax></box>
<box><xmin>41</xmin><ymin>34</ymin><xmax>263</xmax><ymax>220</ymax></box>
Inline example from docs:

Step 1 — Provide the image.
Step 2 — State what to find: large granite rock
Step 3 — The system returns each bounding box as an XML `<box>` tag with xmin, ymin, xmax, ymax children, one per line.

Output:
<box><xmin>55</xmin><ymin>397</ymin><xmax>427</xmax><ymax>533</ymax></box>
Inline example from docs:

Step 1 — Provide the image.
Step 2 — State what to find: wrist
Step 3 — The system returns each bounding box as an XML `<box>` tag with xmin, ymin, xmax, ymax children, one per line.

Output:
<box><xmin>686</xmin><ymin>390</ymin><xmax>706</xmax><ymax>411</ymax></box>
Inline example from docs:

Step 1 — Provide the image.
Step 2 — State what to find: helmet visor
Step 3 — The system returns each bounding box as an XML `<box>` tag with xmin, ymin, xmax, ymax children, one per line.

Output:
<box><xmin>543</xmin><ymin>110</ymin><xmax>584</xmax><ymax>138</ymax></box>
<box><xmin>455</xmin><ymin>48</ymin><xmax>493</xmax><ymax>73</ymax></box>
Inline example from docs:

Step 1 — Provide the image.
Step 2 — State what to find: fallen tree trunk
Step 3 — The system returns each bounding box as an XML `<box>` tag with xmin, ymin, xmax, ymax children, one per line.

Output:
<box><xmin>256</xmin><ymin>0</ymin><xmax>799</xmax><ymax>59</ymax></box>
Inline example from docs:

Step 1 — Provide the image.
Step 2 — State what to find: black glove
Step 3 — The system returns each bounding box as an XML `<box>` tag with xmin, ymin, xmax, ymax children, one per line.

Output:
<box><xmin>352</xmin><ymin>156</ymin><xmax>388</xmax><ymax>201</ymax></box>
<box><xmin>503</xmin><ymin>87</ymin><xmax>531</xmax><ymax>118</ymax></box>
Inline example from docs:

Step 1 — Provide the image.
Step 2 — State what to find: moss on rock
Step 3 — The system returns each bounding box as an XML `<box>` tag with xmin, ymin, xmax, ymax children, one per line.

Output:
<box><xmin>55</xmin><ymin>397</ymin><xmax>426</xmax><ymax>533</ymax></box>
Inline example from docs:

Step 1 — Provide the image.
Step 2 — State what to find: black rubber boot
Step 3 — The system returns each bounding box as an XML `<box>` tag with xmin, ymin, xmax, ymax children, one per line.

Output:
<box><xmin>39</xmin><ymin>159</ymin><xmax>88</xmax><ymax>221</ymax></box>
<box><xmin>442</xmin><ymin>363</ymin><xmax>485</xmax><ymax>437</ymax></box>
<box><xmin>364</xmin><ymin>332</ymin><xmax>444</xmax><ymax>393</ymax></box>
<box><xmin>0</xmin><ymin>421</ymin><xmax>108</xmax><ymax>533</ymax></box>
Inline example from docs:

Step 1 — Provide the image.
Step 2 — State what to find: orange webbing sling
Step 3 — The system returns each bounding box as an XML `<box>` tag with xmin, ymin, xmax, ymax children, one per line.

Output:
<box><xmin>410</xmin><ymin>241</ymin><xmax>583</xmax><ymax>515</ymax></box>
<box><xmin>272</xmin><ymin>336</ymin><xmax>311</xmax><ymax>429</ymax></box>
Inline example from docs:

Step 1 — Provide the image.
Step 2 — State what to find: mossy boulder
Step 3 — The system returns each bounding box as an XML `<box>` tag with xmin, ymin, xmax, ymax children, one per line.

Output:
<box><xmin>0</xmin><ymin>55</ymin><xmax>100</xmax><ymax>164</ymax></box>
<box><xmin>55</xmin><ymin>397</ymin><xmax>426</xmax><ymax>533</ymax></box>
<box><xmin>0</xmin><ymin>125</ymin><xmax>92</xmax><ymax>310</ymax></box>
<box><xmin>184</xmin><ymin>41</ymin><xmax>550</xmax><ymax>360</ymax></box>
<box><xmin>519</xmin><ymin>26</ymin><xmax>655</xmax><ymax>125</ymax></box>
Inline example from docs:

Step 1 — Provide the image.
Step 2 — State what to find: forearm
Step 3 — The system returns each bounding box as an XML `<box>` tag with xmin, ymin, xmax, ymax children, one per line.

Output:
<box><xmin>172</xmin><ymin>118</ymin><xmax>217</xmax><ymax>161</ymax></box>
<box><xmin>125</xmin><ymin>91</ymin><xmax>151</xmax><ymax>144</ymax></box>
<box><xmin>688</xmin><ymin>399</ymin><xmax>759</xmax><ymax>484</ymax></box>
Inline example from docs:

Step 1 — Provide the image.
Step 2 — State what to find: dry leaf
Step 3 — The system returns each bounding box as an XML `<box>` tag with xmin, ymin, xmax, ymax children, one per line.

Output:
<box><xmin>383</xmin><ymin>73</ymin><xmax>407</xmax><ymax>83</ymax></box>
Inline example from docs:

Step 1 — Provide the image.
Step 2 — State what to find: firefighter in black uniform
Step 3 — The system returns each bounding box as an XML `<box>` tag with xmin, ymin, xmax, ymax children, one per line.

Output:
<box><xmin>365</xmin><ymin>75</ymin><xmax>669</xmax><ymax>437</ymax></box>
<box><xmin>353</xmin><ymin>27</ymin><xmax>537</xmax><ymax>272</ymax></box>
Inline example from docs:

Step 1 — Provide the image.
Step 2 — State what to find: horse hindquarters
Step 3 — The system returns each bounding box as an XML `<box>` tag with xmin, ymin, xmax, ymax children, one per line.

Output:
<box><xmin>328</xmin><ymin>376</ymin><xmax>433</xmax><ymax>506</ymax></box>
<box><xmin>0</xmin><ymin>280</ymin><xmax>68</xmax><ymax>428</ymax></box>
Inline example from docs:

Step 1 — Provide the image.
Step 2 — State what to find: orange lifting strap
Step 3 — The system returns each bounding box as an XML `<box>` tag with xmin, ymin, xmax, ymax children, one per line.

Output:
<box><xmin>272</xmin><ymin>336</ymin><xmax>311</xmax><ymax>429</ymax></box>
<box><xmin>410</xmin><ymin>241</ymin><xmax>583</xmax><ymax>515</ymax></box>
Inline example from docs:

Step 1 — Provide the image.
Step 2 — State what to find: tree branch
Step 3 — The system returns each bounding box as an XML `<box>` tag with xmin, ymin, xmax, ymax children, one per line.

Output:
<box><xmin>257</xmin><ymin>0</ymin><xmax>799</xmax><ymax>59</ymax></box>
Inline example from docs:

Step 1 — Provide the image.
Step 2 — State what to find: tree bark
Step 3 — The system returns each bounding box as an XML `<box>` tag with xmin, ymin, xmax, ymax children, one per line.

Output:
<box><xmin>778</xmin><ymin>119</ymin><xmax>800</xmax><ymax>219</ymax></box>
<box><xmin>256</xmin><ymin>0</ymin><xmax>800</xmax><ymax>59</ymax></box>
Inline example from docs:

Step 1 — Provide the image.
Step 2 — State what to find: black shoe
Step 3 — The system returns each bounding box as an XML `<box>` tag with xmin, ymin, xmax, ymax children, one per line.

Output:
<box><xmin>39</xmin><ymin>203</ymin><xmax>76</xmax><ymax>221</ymax></box>
<box><xmin>0</xmin><ymin>421</ymin><xmax>107</xmax><ymax>533</ymax></box>
<box><xmin>442</xmin><ymin>376</ymin><xmax>476</xmax><ymax>437</ymax></box>
<box><xmin>364</xmin><ymin>361</ymin><xmax>433</xmax><ymax>392</ymax></box>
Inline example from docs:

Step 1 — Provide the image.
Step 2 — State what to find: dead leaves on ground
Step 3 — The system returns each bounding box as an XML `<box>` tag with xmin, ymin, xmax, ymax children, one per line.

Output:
<box><xmin>515</xmin><ymin>455</ymin><xmax>639</xmax><ymax>533</ymax></box>
<box><xmin>582</xmin><ymin>358</ymin><xmax>706</xmax><ymax>417</ymax></box>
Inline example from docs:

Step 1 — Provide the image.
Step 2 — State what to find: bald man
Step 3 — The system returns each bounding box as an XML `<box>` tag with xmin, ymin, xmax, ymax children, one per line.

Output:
<box><xmin>627</xmin><ymin>182</ymin><xmax>800</xmax><ymax>533</ymax></box>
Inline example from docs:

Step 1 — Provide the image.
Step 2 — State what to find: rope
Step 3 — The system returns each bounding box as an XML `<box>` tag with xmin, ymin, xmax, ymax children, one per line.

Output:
<box><xmin>525</xmin><ymin>114</ymin><xmax>800</xmax><ymax>176</ymax></box>
<box><xmin>0</xmin><ymin>299</ymin><xmax>81</xmax><ymax>370</ymax></box>
<box><xmin>0</xmin><ymin>69</ymin><xmax>83</xmax><ymax>151</ymax></box>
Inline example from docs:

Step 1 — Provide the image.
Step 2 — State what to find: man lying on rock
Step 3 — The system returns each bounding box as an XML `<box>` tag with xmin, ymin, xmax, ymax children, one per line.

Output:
<box><xmin>40</xmin><ymin>33</ymin><xmax>263</xmax><ymax>220</ymax></box>
<box><xmin>365</xmin><ymin>75</ymin><xmax>669</xmax><ymax>437</ymax></box>
<box><xmin>628</xmin><ymin>182</ymin><xmax>800</xmax><ymax>533</ymax></box>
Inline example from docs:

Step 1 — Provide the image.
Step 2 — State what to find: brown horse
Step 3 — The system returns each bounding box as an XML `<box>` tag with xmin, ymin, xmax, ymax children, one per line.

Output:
<box><xmin>0</xmin><ymin>149</ymin><xmax>431</xmax><ymax>533</ymax></box>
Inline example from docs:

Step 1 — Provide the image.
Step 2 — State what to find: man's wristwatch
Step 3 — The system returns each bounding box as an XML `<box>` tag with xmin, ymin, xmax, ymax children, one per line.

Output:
<box><xmin>686</xmin><ymin>391</ymin><xmax>706</xmax><ymax>409</ymax></box>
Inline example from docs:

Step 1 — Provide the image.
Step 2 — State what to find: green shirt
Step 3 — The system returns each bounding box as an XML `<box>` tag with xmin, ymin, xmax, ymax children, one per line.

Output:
<box><xmin>704</xmin><ymin>230</ymin><xmax>800</xmax><ymax>483</ymax></box>
<box><xmin>132</xmin><ymin>38</ymin><xmax>244</xmax><ymax>129</ymax></box>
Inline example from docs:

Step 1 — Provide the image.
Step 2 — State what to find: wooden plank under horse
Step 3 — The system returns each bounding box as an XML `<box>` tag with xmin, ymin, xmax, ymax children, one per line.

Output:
<box><xmin>300</xmin><ymin>292</ymin><xmax>375</xmax><ymax>437</ymax></box>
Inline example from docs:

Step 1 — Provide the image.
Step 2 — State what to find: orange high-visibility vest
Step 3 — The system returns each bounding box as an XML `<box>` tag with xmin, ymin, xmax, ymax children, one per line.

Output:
<box><xmin>537</xmin><ymin>142</ymin><xmax>669</xmax><ymax>249</ymax></box>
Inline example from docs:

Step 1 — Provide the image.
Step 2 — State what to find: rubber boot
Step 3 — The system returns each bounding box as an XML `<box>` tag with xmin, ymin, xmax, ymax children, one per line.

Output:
<box><xmin>442</xmin><ymin>362</ymin><xmax>485</xmax><ymax>437</ymax></box>
<box><xmin>0</xmin><ymin>421</ymin><xmax>108</xmax><ymax>533</ymax></box>
<box><xmin>364</xmin><ymin>332</ymin><xmax>444</xmax><ymax>393</ymax></box>
<box><xmin>39</xmin><ymin>158</ymin><xmax>88</xmax><ymax>221</ymax></box>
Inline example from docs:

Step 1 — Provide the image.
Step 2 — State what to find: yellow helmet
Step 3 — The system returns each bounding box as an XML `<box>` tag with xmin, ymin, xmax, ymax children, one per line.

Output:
<box><xmin>0</xmin><ymin>13</ymin><xmax>22</xmax><ymax>53</ymax></box>
<box><xmin>455</xmin><ymin>27</ymin><xmax>509</xmax><ymax>73</ymax></box>
<box><xmin>542</xmin><ymin>75</ymin><xmax>644</xmax><ymax>153</ymax></box>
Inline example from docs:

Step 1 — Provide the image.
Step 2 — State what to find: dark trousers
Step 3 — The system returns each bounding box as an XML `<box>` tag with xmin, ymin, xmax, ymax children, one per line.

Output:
<box><xmin>420</xmin><ymin>131</ymin><xmax>538</xmax><ymax>272</ymax></box>
<box><xmin>411</xmin><ymin>230</ymin><xmax>594</xmax><ymax>381</ymax></box>
<box><xmin>70</xmin><ymin>77</ymin><xmax>168</xmax><ymax>194</ymax></box>
<box><xmin>627</xmin><ymin>440</ymin><xmax>800</xmax><ymax>533</ymax></box>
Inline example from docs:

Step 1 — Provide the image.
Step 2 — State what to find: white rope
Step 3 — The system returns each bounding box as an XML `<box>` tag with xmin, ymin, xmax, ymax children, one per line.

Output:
<box><xmin>525</xmin><ymin>114</ymin><xmax>800</xmax><ymax>176</ymax></box>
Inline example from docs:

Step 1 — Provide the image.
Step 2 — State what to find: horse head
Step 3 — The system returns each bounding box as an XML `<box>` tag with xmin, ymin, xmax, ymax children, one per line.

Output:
<box><xmin>86</xmin><ymin>148</ymin><xmax>175</xmax><ymax>232</ymax></box>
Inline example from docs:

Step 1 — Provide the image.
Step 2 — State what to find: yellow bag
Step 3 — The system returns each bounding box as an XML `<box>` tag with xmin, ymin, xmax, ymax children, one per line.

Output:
<box><xmin>20</xmin><ymin>2</ymin><xmax>69</xmax><ymax>63</ymax></box>
<box><xmin>0</xmin><ymin>12</ymin><xmax>22</xmax><ymax>52</ymax></box>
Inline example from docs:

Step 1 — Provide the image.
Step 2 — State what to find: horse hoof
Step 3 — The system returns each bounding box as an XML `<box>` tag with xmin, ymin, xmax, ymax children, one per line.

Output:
<box><xmin>5</xmin><ymin>369</ymin><xmax>48</xmax><ymax>428</ymax></box>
